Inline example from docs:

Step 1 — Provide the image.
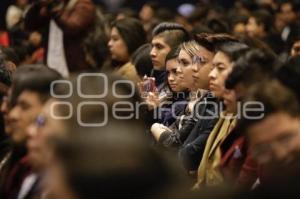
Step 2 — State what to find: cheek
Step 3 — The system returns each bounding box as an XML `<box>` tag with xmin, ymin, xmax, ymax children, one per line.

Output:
<box><xmin>158</xmin><ymin>50</ymin><xmax>168</xmax><ymax>61</ymax></box>
<box><xmin>217</xmin><ymin>71</ymin><xmax>230</xmax><ymax>85</ymax></box>
<box><xmin>183</xmin><ymin>68</ymin><xmax>194</xmax><ymax>85</ymax></box>
<box><xmin>198</xmin><ymin>65</ymin><xmax>211</xmax><ymax>79</ymax></box>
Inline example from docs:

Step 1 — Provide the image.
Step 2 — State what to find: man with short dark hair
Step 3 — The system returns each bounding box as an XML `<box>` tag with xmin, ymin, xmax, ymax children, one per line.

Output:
<box><xmin>0</xmin><ymin>64</ymin><xmax>61</xmax><ymax>199</ymax></box>
<box><xmin>240</xmin><ymin>80</ymin><xmax>300</xmax><ymax>183</ymax></box>
<box><xmin>150</xmin><ymin>22</ymin><xmax>190</xmax><ymax>88</ymax></box>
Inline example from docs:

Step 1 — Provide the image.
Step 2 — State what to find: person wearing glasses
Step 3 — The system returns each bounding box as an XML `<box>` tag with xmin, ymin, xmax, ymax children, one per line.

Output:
<box><xmin>194</xmin><ymin>40</ymin><xmax>249</xmax><ymax>188</ymax></box>
<box><xmin>150</xmin><ymin>34</ymin><xmax>222</xmax><ymax>150</ymax></box>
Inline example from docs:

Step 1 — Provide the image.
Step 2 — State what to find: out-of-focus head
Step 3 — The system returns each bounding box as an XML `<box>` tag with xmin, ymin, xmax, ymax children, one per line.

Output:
<box><xmin>44</xmin><ymin>73</ymin><xmax>177</xmax><ymax>199</ymax></box>
<box><xmin>209</xmin><ymin>41</ymin><xmax>248</xmax><ymax>98</ymax></box>
<box><xmin>7</xmin><ymin>65</ymin><xmax>61</xmax><ymax>145</ymax></box>
<box><xmin>139</xmin><ymin>1</ymin><xmax>158</xmax><ymax>22</ymax></box>
<box><xmin>279</xmin><ymin>2</ymin><xmax>296</xmax><ymax>26</ymax></box>
<box><xmin>240</xmin><ymin>80</ymin><xmax>300</xmax><ymax>170</ymax></box>
<box><xmin>246</xmin><ymin>10</ymin><xmax>272</xmax><ymax>38</ymax></box>
<box><xmin>132</xmin><ymin>44</ymin><xmax>153</xmax><ymax>79</ymax></box>
<box><xmin>108</xmin><ymin>18</ymin><xmax>146</xmax><ymax>63</ymax></box>
<box><xmin>276</xmin><ymin>55</ymin><xmax>300</xmax><ymax>103</ymax></box>
<box><xmin>225</xmin><ymin>48</ymin><xmax>278</xmax><ymax>100</ymax></box>
<box><xmin>26</xmin><ymin>98</ymin><xmax>66</xmax><ymax>170</ymax></box>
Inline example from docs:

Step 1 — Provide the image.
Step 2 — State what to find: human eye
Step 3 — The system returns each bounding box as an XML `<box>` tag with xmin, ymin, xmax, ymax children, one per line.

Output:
<box><xmin>180</xmin><ymin>59</ymin><xmax>190</xmax><ymax>67</ymax></box>
<box><xmin>19</xmin><ymin>101</ymin><xmax>31</xmax><ymax>111</ymax></box>
<box><xmin>156</xmin><ymin>44</ymin><xmax>164</xmax><ymax>50</ymax></box>
<box><xmin>216</xmin><ymin>64</ymin><xmax>225</xmax><ymax>71</ymax></box>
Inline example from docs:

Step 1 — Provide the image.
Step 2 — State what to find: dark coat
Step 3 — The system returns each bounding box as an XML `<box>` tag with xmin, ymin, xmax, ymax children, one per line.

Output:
<box><xmin>24</xmin><ymin>0</ymin><xmax>95</xmax><ymax>72</ymax></box>
<box><xmin>178</xmin><ymin>94</ymin><xmax>219</xmax><ymax>172</ymax></box>
<box><xmin>158</xmin><ymin>92</ymin><xmax>219</xmax><ymax>151</ymax></box>
<box><xmin>220</xmin><ymin>134</ymin><xmax>258</xmax><ymax>188</ymax></box>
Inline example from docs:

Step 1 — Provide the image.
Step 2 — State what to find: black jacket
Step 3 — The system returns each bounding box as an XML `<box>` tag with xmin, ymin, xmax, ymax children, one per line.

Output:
<box><xmin>158</xmin><ymin>92</ymin><xmax>219</xmax><ymax>150</ymax></box>
<box><xmin>178</xmin><ymin>94</ymin><xmax>219</xmax><ymax>171</ymax></box>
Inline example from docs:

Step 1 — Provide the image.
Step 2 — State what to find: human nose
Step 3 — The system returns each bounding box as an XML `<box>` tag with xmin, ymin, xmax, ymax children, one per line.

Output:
<box><xmin>209</xmin><ymin>67</ymin><xmax>217</xmax><ymax>79</ymax></box>
<box><xmin>108</xmin><ymin>39</ymin><xmax>113</xmax><ymax>48</ymax></box>
<box><xmin>27</xmin><ymin>123</ymin><xmax>38</xmax><ymax>139</ymax></box>
<box><xmin>150</xmin><ymin>47</ymin><xmax>156</xmax><ymax>58</ymax></box>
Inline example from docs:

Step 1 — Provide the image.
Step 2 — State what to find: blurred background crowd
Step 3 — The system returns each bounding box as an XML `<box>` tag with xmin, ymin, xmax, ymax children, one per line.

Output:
<box><xmin>0</xmin><ymin>0</ymin><xmax>300</xmax><ymax>199</ymax></box>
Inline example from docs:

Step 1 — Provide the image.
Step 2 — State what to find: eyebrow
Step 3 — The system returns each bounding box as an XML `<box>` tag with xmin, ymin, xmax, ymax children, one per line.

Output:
<box><xmin>213</xmin><ymin>62</ymin><xmax>225</xmax><ymax>67</ymax></box>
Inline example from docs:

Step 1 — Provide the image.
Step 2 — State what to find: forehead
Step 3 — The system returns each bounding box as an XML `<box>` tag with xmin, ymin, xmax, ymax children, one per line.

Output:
<box><xmin>111</xmin><ymin>27</ymin><xmax>120</xmax><ymax>36</ymax></box>
<box><xmin>281</xmin><ymin>3</ymin><xmax>292</xmax><ymax>11</ymax></box>
<box><xmin>18</xmin><ymin>90</ymin><xmax>42</xmax><ymax>103</ymax></box>
<box><xmin>248</xmin><ymin>112</ymin><xmax>300</xmax><ymax>143</ymax></box>
<box><xmin>213</xmin><ymin>51</ymin><xmax>230</xmax><ymax>64</ymax></box>
<box><xmin>166</xmin><ymin>59</ymin><xmax>177</xmax><ymax>70</ymax></box>
<box><xmin>178</xmin><ymin>49</ymin><xmax>191</xmax><ymax>59</ymax></box>
<box><xmin>197</xmin><ymin>45</ymin><xmax>213</xmax><ymax>58</ymax></box>
<box><xmin>248</xmin><ymin>17</ymin><xmax>257</xmax><ymax>23</ymax></box>
<box><xmin>151</xmin><ymin>36</ymin><xmax>168</xmax><ymax>46</ymax></box>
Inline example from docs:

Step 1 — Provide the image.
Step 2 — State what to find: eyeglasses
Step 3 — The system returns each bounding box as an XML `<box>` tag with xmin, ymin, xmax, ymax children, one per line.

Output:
<box><xmin>192</xmin><ymin>56</ymin><xmax>208</xmax><ymax>65</ymax></box>
<box><xmin>177</xmin><ymin>56</ymin><xmax>208</xmax><ymax>68</ymax></box>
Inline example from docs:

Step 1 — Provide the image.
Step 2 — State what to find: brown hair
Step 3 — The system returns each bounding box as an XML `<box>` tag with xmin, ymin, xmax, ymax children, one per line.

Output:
<box><xmin>238</xmin><ymin>80</ymin><xmax>300</xmax><ymax>133</ymax></box>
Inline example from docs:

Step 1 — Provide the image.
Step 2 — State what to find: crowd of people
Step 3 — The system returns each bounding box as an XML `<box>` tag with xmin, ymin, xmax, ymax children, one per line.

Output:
<box><xmin>0</xmin><ymin>0</ymin><xmax>300</xmax><ymax>198</ymax></box>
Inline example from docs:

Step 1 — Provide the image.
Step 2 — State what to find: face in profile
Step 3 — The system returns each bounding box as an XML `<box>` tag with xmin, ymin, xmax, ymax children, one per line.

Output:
<box><xmin>191</xmin><ymin>46</ymin><xmax>214</xmax><ymax>90</ymax></box>
<box><xmin>139</xmin><ymin>4</ymin><xmax>154</xmax><ymax>22</ymax></box>
<box><xmin>26</xmin><ymin>99</ymin><xmax>66</xmax><ymax>169</ymax></box>
<box><xmin>291</xmin><ymin>40</ymin><xmax>300</xmax><ymax>57</ymax></box>
<box><xmin>246</xmin><ymin>17</ymin><xmax>264</xmax><ymax>38</ymax></box>
<box><xmin>108</xmin><ymin>27</ymin><xmax>130</xmax><ymax>63</ymax></box>
<box><xmin>176</xmin><ymin>49</ymin><xmax>196</xmax><ymax>90</ymax></box>
<box><xmin>222</xmin><ymin>89</ymin><xmax>237</xmax><ymax>114</ymax></box>
<box><xmin>166</xmin><ymin>58</ymin><xmax>186</xmax><ymax>92</ymax></box>
<box><xmin>46</xmin><ymin>161</ymin><xmax>76</xmax><ymax>199</ymax></box>
<box><xmin>209</xmin><ymin>51</ymin><xmax>233</xmax><ymax>98</ymax></box>
<box><xmin>150</xmin><ymin>37</ymin><xmax>171</xmax><ymax>71</ymax></box>
<box><xmin>8</xmin><ymin>90</ymin><xmax>44</xmax><ymax>144</ymax></box>
<box><xmin>248</xmin><ymin>112</ymin><xmax>300</xmax><ymax>169</ymax></box>
<box><xmin>1</xmin><ymin>88</ymin><xmax>12</xmax><ymax>135</ymax></box>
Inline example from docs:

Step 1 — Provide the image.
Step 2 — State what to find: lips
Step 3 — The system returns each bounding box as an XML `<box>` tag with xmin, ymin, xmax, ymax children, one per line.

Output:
<box><xmin>169</xmin><ymin>84</ymin><xmax>177</xmax><ymax>89</ymax></box>
<box><xmin>209</xmin><ymin>81</ymin><xmax>218</xmax><ymax>91</ymax></box>
<box><xmin>192</xmin><ymin>75</ymin><xmax>199</xmax><ymax>79</ymax></box>
<box><xmin>151</xmin><ymin>59</ymin><xmax>159</xmax><ymax>65</ymax></box>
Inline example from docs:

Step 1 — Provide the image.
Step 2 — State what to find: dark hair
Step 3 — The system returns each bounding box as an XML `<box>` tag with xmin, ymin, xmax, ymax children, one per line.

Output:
<box><xmin>276</xmin><ymin>55</ymin><xmax>300</xmax><ymax>102</ymax></box>
<box><xmin>194</xmin><ymin>33</ymin><xmax>238</xmax><ymax>53</ymax></box>
<box><xmin>52</xmin><ymin>125</ymin><xmax>172</xmax><ymax>199</ymax></box>
<box><xmin>0</xmin><ymin>56</ymin><xmax>13</xmax><ymax>87</ymax></box>
<box><xmin>11</xmin><ymin>64</ymin><xmax>62</xmax><ymax>106</ymax></box>
<box><xmin>111</xmin><ymin>18</ymin><xmax>146</xmax><ymax>56</ymax></box>
<box><xmin>165</xmin><ymin>47</ymin><xmax>180</xmax><ymax>64</ymax></box>
<box><xmin>215</xmin><ymin>41</ymin><xmax>249</xmax><ymax>62</ymax></box>
<box><xmin>0</xmin><ymin>47</ymin><xmax>20</xmax><ymax>66</ymax></box>
<box><xmin>228</xmin><ymin>14</ymin><xmax>248</xmax><ymax>28</ymax></box>
<box><xmin>239</xmin><ymin>80</ymin><xmax>300</xmax><ymax>134</ymax></box>
<box><xmin>226</xmin><ymin>48</ymin><xmax>279</xmax><ymax>90</ymax></box>
<box><xmin>117</xmin><ymin>8</ymin><xmax>138</xmax><ymax>18</ymax></box>
<box><xmin>131</xmin><ymin>44</ymin><xmax>153</xmax><ymax>78</ymax></box>
<box><xmin>156</xmin><ymin>7</ymin><xmax>174</xmax><ymax>21</ymax></box>
<box><xmin>250</xmin><ymin>10</ymin><xmax>273</xmax><ymax>33</ymax></box>
<box><xmin>191</xmin><ymin>24</ymin><xmax>213</xmax><ymax>35</ymax></box>
<box><xmin>145</xmin><ymin>1</ymin><xmax>159</xmax><ymax>10</ymax></box>
<box><xmin>206</xmin><ymin>18</ymin><xmax>230</xmax><ymax>33</ymax></box>
<box><xmin>152</xmin><ymin>22</ymin><xmax>190</xmax><ymax>49</ymax></box>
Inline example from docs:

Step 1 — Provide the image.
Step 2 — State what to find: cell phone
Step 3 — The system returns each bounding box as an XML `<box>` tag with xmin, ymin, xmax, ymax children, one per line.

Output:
<box><xmin>143</xmin><ymin>77</ymin><xmax>156</xmax><ymax>93</ymax></box>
